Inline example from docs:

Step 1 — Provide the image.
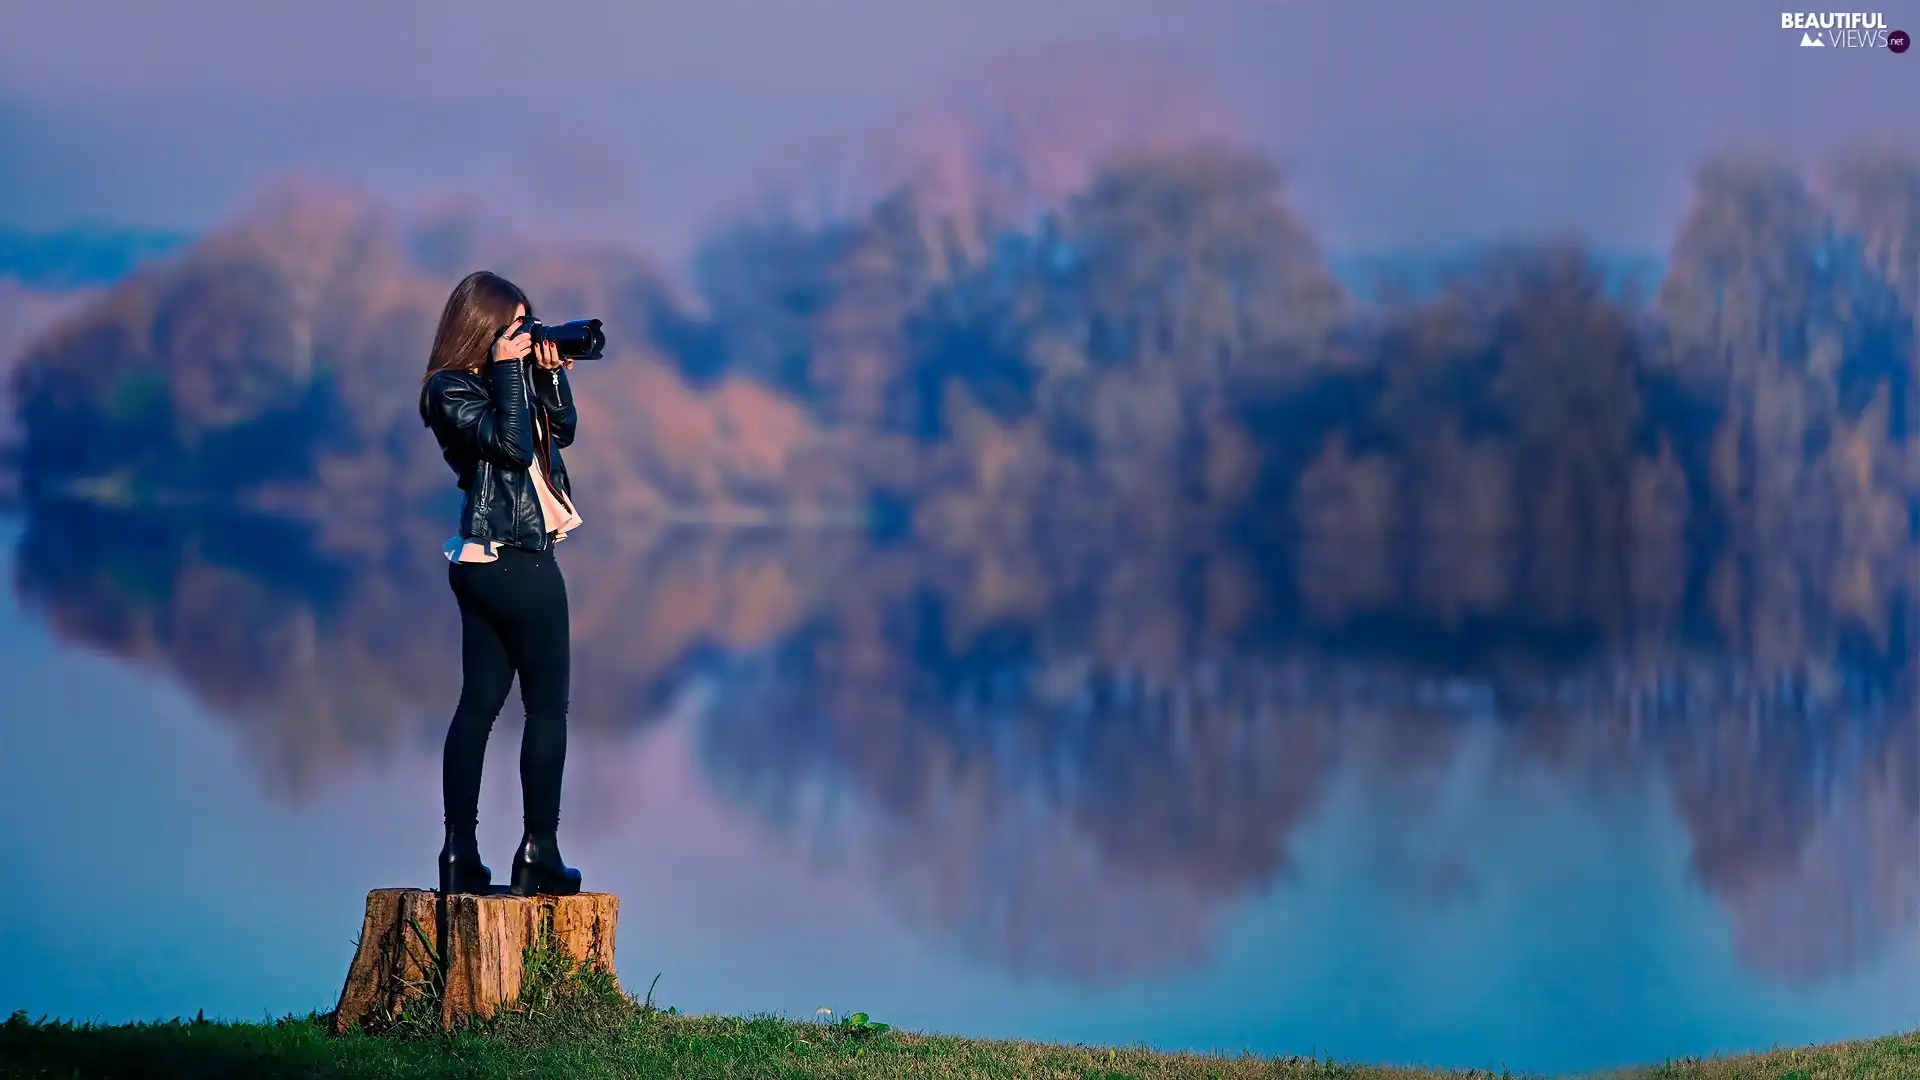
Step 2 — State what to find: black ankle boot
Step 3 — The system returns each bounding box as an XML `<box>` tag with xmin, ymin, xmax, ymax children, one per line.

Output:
<box><xmin>509</xmin><ymin>830</ymin><xmax>582</xmax><ymax>897</ymax></box>
<box><xmin>438</xmin><ymin>826</ymin><xmax>493</xmax><ymax>895</ymax></box>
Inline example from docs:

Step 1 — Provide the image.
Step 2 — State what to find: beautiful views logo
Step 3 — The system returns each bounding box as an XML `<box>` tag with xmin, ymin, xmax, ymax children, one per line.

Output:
<box><xmin>1782</xmin><ymin>11</ymin><xmax>1909</xmax><ymax>48</ymax></box>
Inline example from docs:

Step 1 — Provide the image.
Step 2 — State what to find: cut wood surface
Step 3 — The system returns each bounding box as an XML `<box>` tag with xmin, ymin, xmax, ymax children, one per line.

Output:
<box><xmin>332</xmin><ymin>888</ymin><xmax>619</xmax><ymax>1033</ymax></box>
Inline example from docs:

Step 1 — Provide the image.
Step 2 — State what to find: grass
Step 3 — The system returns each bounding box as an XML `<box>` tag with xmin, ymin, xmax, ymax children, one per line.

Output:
<box><xmin>3</xmin><ymin>932</ymin><xmax>1917</xmax><ymax>1080</ymax></box>
<box><xmin>5</xmin><ymin>1007</ymin><xmax>1920</xmax><ymax>1080</ymax></box>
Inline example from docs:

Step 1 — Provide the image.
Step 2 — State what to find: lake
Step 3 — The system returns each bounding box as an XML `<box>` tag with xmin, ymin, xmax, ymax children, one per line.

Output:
<box><xmin>0</xmin><ymin>506</ymin><xmax>1916</xmax><ymax>1077</ymax></box>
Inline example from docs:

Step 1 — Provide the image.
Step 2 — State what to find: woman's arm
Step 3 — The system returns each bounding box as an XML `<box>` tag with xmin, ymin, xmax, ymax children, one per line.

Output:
<box><xmin>532</xmin><ymin>362</ymin><xmax>578</xmax><ymax>449</ymax></box>
<box><xmin>429</xmin><ymin>363</ymin><xmax>535</xmax><ymax>469</ymax></box>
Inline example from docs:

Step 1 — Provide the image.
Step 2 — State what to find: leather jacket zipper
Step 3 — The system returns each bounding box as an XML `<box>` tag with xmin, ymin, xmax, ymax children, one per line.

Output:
<box><xmin>529</xmin><ymin>362</ymin><xmax>567</xmax><ymax>504</ymax></box>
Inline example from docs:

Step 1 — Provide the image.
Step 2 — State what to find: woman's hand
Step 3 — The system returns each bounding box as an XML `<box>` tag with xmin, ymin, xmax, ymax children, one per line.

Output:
<box><xmin>533</xmin><ymin>339</ymin><xmax>568</xmax><ymax>371</ymax></box>
<box><xmin>490</xmin><ymin>319</ymin><xmax>532</xmax><ymax>366</ymax></box>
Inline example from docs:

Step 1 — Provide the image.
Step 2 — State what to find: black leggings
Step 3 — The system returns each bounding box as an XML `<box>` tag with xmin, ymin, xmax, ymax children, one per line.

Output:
<box><xmin>443</xmin><ymin>545</ymin><xmax>570</xmax><ymax>836</ymax></box>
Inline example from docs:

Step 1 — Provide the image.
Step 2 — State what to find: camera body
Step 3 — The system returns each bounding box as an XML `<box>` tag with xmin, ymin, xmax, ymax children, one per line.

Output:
<box><xmin>517</xmin><ymin>318</ymin><xmax>606</xmax><ymax>361</ymax></box>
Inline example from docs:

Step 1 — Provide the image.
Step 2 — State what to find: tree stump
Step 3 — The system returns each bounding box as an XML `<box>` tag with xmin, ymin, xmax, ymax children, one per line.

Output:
<box><xmin>331</xmin><ymin>888</ymin><xmax>620</xmax><ymax>1033</ymax></box>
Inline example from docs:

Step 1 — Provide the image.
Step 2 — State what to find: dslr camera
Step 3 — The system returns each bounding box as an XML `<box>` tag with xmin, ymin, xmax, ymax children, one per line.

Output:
<box><xmin>508</xmin><ymin>317</ymin><xmax>606</xmax><ymax>361</ymax></box>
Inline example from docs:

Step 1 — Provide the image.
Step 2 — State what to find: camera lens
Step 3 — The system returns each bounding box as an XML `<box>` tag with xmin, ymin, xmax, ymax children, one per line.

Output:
<box><xmin>547</xmin><ymin>319</ymin><xmax>605</xmax><ymax>361</ymax></box>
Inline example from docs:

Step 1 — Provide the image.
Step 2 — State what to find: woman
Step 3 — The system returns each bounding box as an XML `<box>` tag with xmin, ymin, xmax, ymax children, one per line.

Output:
<box><xmin>420</xmin><ymin>270</ymin><xmax>585</xmax><ymax>897</ymax></box>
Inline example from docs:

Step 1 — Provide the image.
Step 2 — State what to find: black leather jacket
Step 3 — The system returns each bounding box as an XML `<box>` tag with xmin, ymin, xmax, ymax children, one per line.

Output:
<box><xmin>422</xmin><ymin>358</ymin><xmax>578</xmax><ymax>552</ymax></box>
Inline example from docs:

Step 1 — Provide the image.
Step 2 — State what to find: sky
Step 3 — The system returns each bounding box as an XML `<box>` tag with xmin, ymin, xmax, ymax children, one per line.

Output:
<box><xmin>1</xmin><ymin>0</ymin><xmax>1916</xmax><ymax>262</ymax></box>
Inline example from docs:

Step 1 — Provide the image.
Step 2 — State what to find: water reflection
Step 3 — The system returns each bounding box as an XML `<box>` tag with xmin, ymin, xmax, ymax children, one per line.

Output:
<box><xmin>9</xmin><ymin>499</ymin><xmax>848</xmax><ymax>793</ymax></box>
<box><xmin>695</xmin><ymin>610</ymin><xmax>1918</xmax><ymax>990</ymax></box>
<box><xmin>10</xmin><ymin>495</ymin><xmax>1916</xmax><ymax>1009</ymax></box>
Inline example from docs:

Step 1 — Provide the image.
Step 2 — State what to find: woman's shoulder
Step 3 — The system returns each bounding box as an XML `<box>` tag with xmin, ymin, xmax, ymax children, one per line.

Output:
<box><xmin>426</xmin><ymin>367</ymin><xmax>491</xmax><ymax>401</ymax></box>
<box><xmin>427</xmin><ymin>366</ymin><xmax>487</xmax><ymax>388</ymax></box>
<box><xmin>422</xmin><ymin>367</ymin><xmax>490</xmax><ymax>426</ymax></box>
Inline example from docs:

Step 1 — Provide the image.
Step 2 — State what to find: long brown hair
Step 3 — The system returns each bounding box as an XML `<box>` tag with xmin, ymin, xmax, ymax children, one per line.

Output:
<box><xmin>420</xmin><ymin>270</ymin><xmax>532</xmax><ymax>423</ymax></box>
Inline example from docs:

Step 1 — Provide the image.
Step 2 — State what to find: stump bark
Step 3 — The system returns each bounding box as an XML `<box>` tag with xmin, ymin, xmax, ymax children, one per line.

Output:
<box><xmin>332</xmin><ymin>888</ymin><xmax>619</xmax><ymax>1033</ymax></box>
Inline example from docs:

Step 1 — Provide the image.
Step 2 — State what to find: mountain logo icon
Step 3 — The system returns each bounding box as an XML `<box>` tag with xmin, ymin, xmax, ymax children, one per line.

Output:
<box><xmin>1801</xmin><ymin>31</ymin><xmax>1825</xmax><ymax>45</ymax></box>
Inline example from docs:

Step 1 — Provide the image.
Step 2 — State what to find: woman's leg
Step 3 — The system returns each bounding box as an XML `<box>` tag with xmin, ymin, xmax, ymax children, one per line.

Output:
<box><xmin>458</xmin><ymin>547</ymin><xmax>576</xmax><ymax>894</ymax></box>
<box><xmin>507</xmin><ymin>551</ymin><xmax>570</xmax><ymax>835</ymax></box>
<box><xmin>444</xmin><ymin>562</ymin><xmax>517</xmax><ymax>835</ymax></box>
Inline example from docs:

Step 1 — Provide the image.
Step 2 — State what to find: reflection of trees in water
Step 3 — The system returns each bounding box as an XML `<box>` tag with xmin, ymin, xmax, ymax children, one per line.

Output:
<box><xmin>11</xmin><ymin>500</ymin><xmax>439</xmax><ymax>793</ymax></box>
<box><xmin>1641</xmin><ymin>662</ymin><xmax>1920</xmax><ymax>982</ymax></box>
<box><xmin>11</xmin><ymin>490</ymin><xmax>1918</xmax><ymax>987</ymax></box>
<box><xmin>693</xmin><ymin>560</ymin><xmax>1920</xmax><ymax>987</ymax></box>
<box><xmin>9</xmin><ymin>492</ymin><xmax>1920</xmax><ymax>986</ymax></box>
<box><xmin>6</xmin><ymin>501</ymin><xmax>855</xmax><ymax>795</ymax></box>
<box><xmin>695</xmin><ymin>603</ymin><xmax>1343</xmax><ymax>981</ymax></box>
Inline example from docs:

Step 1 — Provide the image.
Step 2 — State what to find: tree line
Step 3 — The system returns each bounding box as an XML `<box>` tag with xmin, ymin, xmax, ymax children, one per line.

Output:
<box><xmin>7</xmin><ymin>138</ymin><xmax>1917</xmax><ymax>650</ymax></box>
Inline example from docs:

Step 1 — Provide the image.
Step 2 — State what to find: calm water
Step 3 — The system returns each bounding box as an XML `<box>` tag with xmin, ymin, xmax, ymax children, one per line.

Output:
<box><xmin>1</xmin><ymin>508</ymin><xmax>1917</xmax><ymax>1076</ymax></box>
